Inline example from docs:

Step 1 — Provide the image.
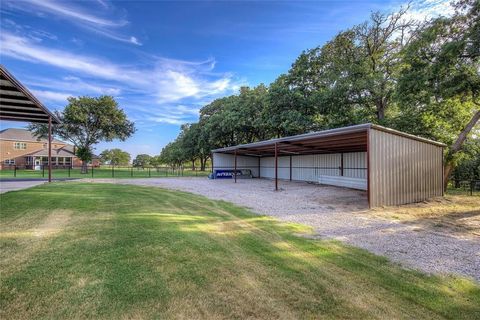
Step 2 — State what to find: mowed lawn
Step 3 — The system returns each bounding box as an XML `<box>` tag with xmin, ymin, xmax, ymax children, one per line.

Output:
<box><xmin>0</xmin><ymin>184</ymin><xmax>479</xmax><ymax>319</ymax></box>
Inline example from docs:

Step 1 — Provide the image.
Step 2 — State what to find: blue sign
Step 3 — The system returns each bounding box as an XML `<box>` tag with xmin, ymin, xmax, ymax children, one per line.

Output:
<box><xmin>214</xmin><ymin>169</ymin><xmax>241</xmax><ymax>179</ymax></box>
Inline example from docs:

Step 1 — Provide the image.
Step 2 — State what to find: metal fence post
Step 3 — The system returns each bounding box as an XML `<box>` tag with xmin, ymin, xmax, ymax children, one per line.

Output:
<box><xmin>131</xmin><ymin>166</ymin><xmax>133</xmax><ymax>177</ymax></box>
<box><xmin>471</xmin><ymin>180</ymin><xmax>474</xmax><ymax>196</ymax></box>
<box><xmin>91</xmin><ymin>165</ymin><xmax>94</xmax><ymax>178</ymax></box>
<box><xmin>14</xmin><ymin>165</ymin><xmax>16</xmax><ymax>177</ymax></box>
<box><xmin>68</xmin><ymin>166</ymin><xmax>71</xmax><ymax>177</ymax></box>
<box><xmin>42</xmin><ymin>165</ymin><xmax>45</xmax><ymax>178</ymax></box>
<box><xmin>112</xmin><ymin>165</ymin><xmax>114</xmax><ymax>178</ymax></box>
<box><xmin>149</xmin><ymin>167</ymin><xmax>151</xmax><ymax>177</ymax></box>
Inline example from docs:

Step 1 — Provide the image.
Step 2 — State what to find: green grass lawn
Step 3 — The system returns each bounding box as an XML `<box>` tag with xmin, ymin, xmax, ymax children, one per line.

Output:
<box><xmin>0</xmin><ymin>167</ymin><xmax>210</xmax><ymax>180</ymax></box>
<box><xmin>0</xmin><ymin>183</ymin><xmax>478</xmax><ymax>319</ymax></box>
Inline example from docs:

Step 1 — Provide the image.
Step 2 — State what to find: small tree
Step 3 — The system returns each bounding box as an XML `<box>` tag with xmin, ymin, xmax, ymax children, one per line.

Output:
<box><xmin>100</xmin><ymin>148</ymin><xmax>131</xmax><ymax>166</ymax></box>
<box><xmin>29</xmin><ymin>96</ymin><xmax>135</xmax><ymax>173</ymax></box>
<box><xmin>133</xmin><ymin>154</ymin><xmax>152</xmax><ymax>168</ymax></box>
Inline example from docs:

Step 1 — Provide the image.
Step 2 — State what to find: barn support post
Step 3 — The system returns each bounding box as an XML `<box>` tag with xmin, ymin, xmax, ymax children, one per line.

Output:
<box><xmin>366</xmin><ymin>129</ymin><xmax>371</xmax><ymax>208</ymax></box>
<box><xmin>340</xmin><ymin>152</ymin><xmax>344</xmax><ymax>176</ymax></box>
<box><xmin>289</xmin><ymin>155</ymin><xmax>292</xmax><ymax>181</ymax></box>
<box><xmin>234</xmin><ymin>149</ymin><xmax>237</xmax><ymax>183</ymax></box>
<box><xmin>48</xmin><ymin>116</ymin><xmax>52</xmax><ymax>183</ymax></box>
<box><xmin>275</xmin><ymin>142</ymin><xmax>278</xmax><ymax>191</ymax></box>
<box><xmin>257</xmin><ymin>156</ymin><xmax>261</xmax><ymax>178</ymax></box>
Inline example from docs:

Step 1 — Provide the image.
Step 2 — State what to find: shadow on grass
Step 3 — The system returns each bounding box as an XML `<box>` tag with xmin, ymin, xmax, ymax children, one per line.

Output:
<box><xmin>1</xmin><ymin>182</ymin><xmax>479</xmax><ymax>319</ymax></box>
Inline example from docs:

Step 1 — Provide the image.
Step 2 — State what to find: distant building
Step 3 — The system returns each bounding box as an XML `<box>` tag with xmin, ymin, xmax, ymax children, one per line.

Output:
<box><xmin>0</xmin><ymin>128</ymin><xmax>100</xmax><ymax>170</ymax></box>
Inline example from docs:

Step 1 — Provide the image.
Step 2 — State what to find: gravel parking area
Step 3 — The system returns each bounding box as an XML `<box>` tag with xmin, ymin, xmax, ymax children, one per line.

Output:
<box><xmin>83</xmin><ymin>177</ymin><xmax>479</xmax><ymax>281</ymax></box>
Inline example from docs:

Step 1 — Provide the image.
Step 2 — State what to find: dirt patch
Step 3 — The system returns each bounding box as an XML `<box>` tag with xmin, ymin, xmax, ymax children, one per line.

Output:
<box><xmin>0</xmin><ymin>211</ymin><xmax>74</xmax><ymax>277</ymax></box>
<box><xmin>33</xmin><ymin>212</ymin><xmax>72</xmax><ymax>238</ymax></box>
<box><xmin>369</xmin><ymin>196</ymin><xmax>480</xmax><ymax>239</ymax></box>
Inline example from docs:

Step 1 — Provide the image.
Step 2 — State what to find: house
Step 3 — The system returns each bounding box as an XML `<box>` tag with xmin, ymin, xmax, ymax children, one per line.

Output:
<box><xmin>0</xmin><ymin>128</ymin><xmax>100</xmax><ymax>170</ymax></box>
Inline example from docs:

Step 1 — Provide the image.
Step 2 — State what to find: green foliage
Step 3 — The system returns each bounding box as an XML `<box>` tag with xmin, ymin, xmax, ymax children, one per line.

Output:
<box><xmin>452</xmin><ymin>138</ymin><xmax>480</xmax><ymax>180</ymax></box>
<box><xmin>162</xmin><ymin>1</ymin><xmax>479</xmax><ymax>179</ymax></box>
<box><xmin>159</xmin><ymin>141</ymin><xmax>185</xmax><ymax>167</ymax></box>
<box><xmin>75</xmin><ymin>146</ymin><xmax>93</xmax><ymax>163</ymax></box>
<box><xmin>132</xmin><ymin>154</ymin><xmax>152</xmax><ymax>168</ymax></box>
<box><xmin>100</xmin><ymin>148</ymin><xmax>131</xmax><ymax>166</ymax></box>
<box><xmin>1</xmin><ymin>183</ymin><xmax>479</xmax><ymax>318</ymax></box>
<box><xmin>28</xmin><ymin>96</ymin><xmax>135</xmax><ymax>164</ymax></box>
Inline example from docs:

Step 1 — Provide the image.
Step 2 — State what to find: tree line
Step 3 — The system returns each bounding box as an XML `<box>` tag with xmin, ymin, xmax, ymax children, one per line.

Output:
<box><xmin>161</xmin><ymin>0</ymin><xmax>479</xmax><ymax>184</ymax></box>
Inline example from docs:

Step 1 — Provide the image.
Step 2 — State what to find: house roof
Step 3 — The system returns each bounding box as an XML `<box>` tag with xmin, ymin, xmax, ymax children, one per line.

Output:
<box><xmin>0</xmin><ymin>65</ymin><xmax>60</xmax><ymax>124</ymax></box>
<box><xmin>0</xmin><ymin>128</ymin><xmax>65</xmax><ymax>144</ymax></box>
<box><xmin>212</xmin><ymin>123</ymin><xmax>446</xmax><ymax>157</ymax></box>
<box><xmin>26</xmin><ymin>146</ymin><xmax>75</xmax><ymax>157</ymax></box>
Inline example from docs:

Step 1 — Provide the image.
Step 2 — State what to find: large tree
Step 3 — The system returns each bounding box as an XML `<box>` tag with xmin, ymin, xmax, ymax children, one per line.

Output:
<box><xmin>133</xmin><ymin>154</ymin><xmax>153</xmax><ymax>168</ymax></box>
<box><xmin>29</xmin><ymin>96</ymin><xmax>135</xmax><ymax>173</ymax></box>
<box><xmin>159</xmin><ymin>141</ymin><xmax>185</xmax><ymax>168</ymax></box>
<box><xmin>100</xmin><ymin>148</ymin><xmax>131</xmax><ymax>166</ymax></box>
<box><xmin>396</xmin><ymin>0</ymin><xmax>480</xmax><ymax>187</ymax></box>
<box><xmin>287</xmin><ymin>7</ymin><xmax>413</xmax><ymax>127</ymax></box>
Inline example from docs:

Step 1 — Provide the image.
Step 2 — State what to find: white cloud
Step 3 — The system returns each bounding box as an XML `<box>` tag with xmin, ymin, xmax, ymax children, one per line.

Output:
<box><xmin>3</xmin><ymin>0</ymin><xmax>140</xmax><ymax>45</ymax></box>
<box><xmin>23</xmin><ymin>0</ymin><xmax>127</xmax><ymax>27</ymax></box>
<box><xmin>402</xmin><ymin>0</ymin><xmax>455</xmax><ymax>22</ymax></box>
<box><xmin>1</xmin><ymin>32</ymin><xmax>240</xmax><ymax>104</ymax></box>
<box><xmin>26</xmin><ymin>76</ymin><xmax>121</xmax><ymax>96</ymax></box>
<box><xmin>1</xmin><ymin>32</ymin><xmax>144</xmax><ymax>83</ymax></box>
<box><xmin>0</xmin><ymin>31</ymin><xmax>244</xmax><ymax>126</ymax></box>
<box><xmin>30</xmin><ymin>89</ymin><xmax>72</xmax><ymax>103</ymax></box>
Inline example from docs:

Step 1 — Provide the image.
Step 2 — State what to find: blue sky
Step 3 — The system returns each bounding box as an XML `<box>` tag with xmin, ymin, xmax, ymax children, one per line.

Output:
<box><xmin>0</xmin><ymin>0</ymin><xmax>452</xmax><ymax>158</ymax></box>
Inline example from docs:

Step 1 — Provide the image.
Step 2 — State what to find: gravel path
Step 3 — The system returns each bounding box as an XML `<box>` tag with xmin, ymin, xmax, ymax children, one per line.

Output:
<box><xmin>84</xmin><ymin>177</ymin><xmax>479</xmax><ymax>282</ymax></box>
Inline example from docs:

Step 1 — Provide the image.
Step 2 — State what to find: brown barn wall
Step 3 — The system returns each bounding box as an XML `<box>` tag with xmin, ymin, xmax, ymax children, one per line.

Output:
<box><xmin>369</xmin><ymin>128</ymin><xmax>443</xmax><ymax>207</ymax></box>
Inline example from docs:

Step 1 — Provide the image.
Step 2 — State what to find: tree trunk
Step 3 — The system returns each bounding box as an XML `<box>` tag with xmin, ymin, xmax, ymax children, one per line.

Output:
<box><xmin>376</xmin><ymin>98</ymin><xmax>386</xmax><ymax>121</ymax></box>
<box><xmin>443</xmin><ymin>109</ymin><xmax>480</xmax><ymax>190</ymax></box>
<box><xmin>191</xmin><ymin>159</ymin><xmax>195</xmax><ymax>171</ymax></box>
<box><xmin>200</xmin><ymin>157</ymin><xmax>207</xmax><ymax>171</ymax></box>
<box><xmin>81</xmin><ymin>162</ymin><xmax>88</xmax><ymax>174</ymax></box>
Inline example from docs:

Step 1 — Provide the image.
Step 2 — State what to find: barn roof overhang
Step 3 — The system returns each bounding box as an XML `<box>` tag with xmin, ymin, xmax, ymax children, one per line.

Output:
<box><xmin>212</xmin><ymin>123</ymin><xmax>446</xmax><ymax>157</ymax></box>
<box><xmin>0</xmin><ymin>65</ymin><xmax>60</xmax><ymax>124</ymax></box>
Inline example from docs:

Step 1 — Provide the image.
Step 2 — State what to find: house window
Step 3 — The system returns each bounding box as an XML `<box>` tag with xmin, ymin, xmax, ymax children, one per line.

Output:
<box><xmin>14</xmin><ymin>142</ymin><xmax>27</xmax><ymax>150</ymax></box>
<box><xmin>4</xmin><ymin>159</ymin><xmax>15</xmax><ymax>165</ymax></box>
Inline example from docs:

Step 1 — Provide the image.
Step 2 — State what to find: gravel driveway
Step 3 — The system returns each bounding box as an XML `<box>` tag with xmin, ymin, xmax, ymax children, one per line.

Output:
<box><xmin>84</xmin><ymin>177</ymin><xmax>479</xmax><ymax>282</ymax></box>
<box><xmin>0</xmin><ymin>180</ymin><xmax>46</xmax><ymax>194</ymax></box>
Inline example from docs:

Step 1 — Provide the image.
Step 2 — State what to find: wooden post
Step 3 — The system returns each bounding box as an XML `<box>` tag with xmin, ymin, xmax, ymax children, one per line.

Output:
<box><xmin>48</xmin><ymin>116</ymin><xmax>52</xmax><ymax>183</ymax></box>
<box><xmin>275</xmin><ymin>142</ymin><xmax>278</xmax><ymax>191</ymax></box>
<box><xmin>234</xmin><ymin>150</ymin><xmax>237</xmax><ymax>183</ymax></box>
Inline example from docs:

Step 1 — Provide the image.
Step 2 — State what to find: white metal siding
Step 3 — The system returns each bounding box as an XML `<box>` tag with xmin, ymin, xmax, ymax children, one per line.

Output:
<box><xmin>369</xmin><ymin>129</ymin><xmax>443</xmax><ymax>207</ymax></box>
<box><xmin>344</xmin><ymin>152</ymin><xmax>367</xmax><ymax>179</ymax></box>
<box><xmin>212</xmin><ymin>153</ymin><xmax>260</xmax><ymax>177</ymax></box>
<box><xmin>259</xmin><ymin>152</ymin><xmax>366</xmax><ymax>183</ymax></box>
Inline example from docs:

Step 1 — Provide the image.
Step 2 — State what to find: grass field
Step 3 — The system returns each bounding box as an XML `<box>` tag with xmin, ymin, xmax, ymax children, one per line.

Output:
<box><xmin>0</xmin><ymin>167</ymin><xmax>210</xmax><ymax>180</ymax></box>
<box><xmin>0</xmin><ymin>183</ymin><xmax>479</xmax><ymax>319</ymax></box>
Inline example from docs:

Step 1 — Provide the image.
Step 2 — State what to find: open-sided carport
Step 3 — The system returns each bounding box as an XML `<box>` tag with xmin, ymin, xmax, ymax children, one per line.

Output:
<box><xmin>212</xmin><ymin>124</ymin><xmax>446</xmax><ymax>208</ymax></box>
<box><xmin>0</xmin><ymin>65</ymin><xmax>60</xmax><ymax>182</ymax></box>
